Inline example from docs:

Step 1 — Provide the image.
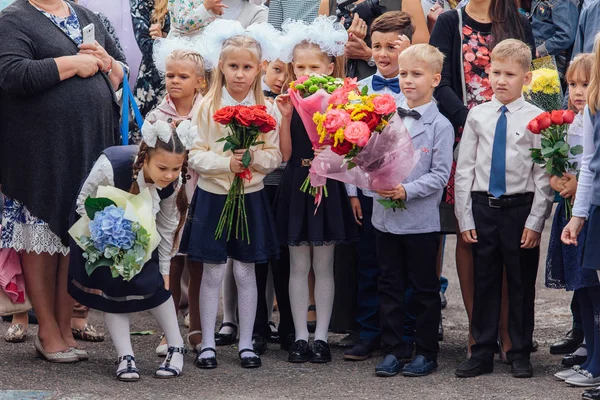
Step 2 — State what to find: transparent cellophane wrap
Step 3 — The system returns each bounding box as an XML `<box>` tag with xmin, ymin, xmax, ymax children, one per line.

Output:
<box><xmin>523</xmin><ymin>55</ymin><xmax>564</xmax><ymax>112</ymax></box>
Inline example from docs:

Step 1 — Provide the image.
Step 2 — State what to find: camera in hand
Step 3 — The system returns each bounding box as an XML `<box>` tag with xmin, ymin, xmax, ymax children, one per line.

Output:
<box><xmin>337</xmin><ymin>0</ymin><xmax>386</xmax><ymax>30</ymax></box>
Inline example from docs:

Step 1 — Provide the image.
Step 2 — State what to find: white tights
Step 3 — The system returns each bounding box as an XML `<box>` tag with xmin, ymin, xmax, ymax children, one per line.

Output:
<box><xmin>200</xmin><ymin>260</ymin><xmax>257</xmax><ymax>359</ymax></box>
<box><xmin>105</xmin><ymin>297</ymin><xmax>184</xmax><ymax>378</ymax></box>
<box><xmin>288</xmin><ymin>245</ymin><xmax>335</xmax><ymax>342</ymax></box>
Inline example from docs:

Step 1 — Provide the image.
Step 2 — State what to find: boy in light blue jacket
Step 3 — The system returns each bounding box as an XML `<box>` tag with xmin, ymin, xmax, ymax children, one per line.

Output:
<box><xmin>373</xmin><ymin>44</ymin><xmax>453</xmax><ymax>378</ymax></box>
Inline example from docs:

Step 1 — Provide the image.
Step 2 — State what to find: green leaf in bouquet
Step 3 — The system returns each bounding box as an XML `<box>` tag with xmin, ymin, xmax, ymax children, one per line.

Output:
<box><xmin>570</xmin><ymin>145</ymin><xmax>583</xmax><ymax>156</ymax></box>
<box><xmin>216</xmin><ymin>137</ymin><xmax>227</xmax><ymax>143</ymax></box>
<box><xmin>84</xmin><ymin>197</ymin><xmax>116</xmax><ymax>220</ymax></box>
<box><xmin>223</xmin><ymin>141</ymin><xmax>237</xmax><ymax>153</ymax></box>
<box><xmin>541</xmin><ymin>138</ymin><xmax>551</xmax><ymax>148</ymax></box>
<box><xmin>253</xmin><ymin>141</ymin><xmax>265</xmax><ymax>146</ymax></box>
<box><xmin>85</xmin><ymin>257</ymin><xmax>113</xmax><ymax>277</ymax></box>
<box><xmin>545</xmin><ymin>157</ymin><xmax>554</xmax><ymax>175</ymax></box>
<box><xmin>361</xmin><ymin>85</ymin><xmax>369</xmax><ymax>96</ymax></box>
<box><xmin>242</xmin><ymin>149</ymin><xmax>252</xmax><ymax>168</ymax></box>
<box><xmin>347</xmin><ymin>161</ymin><xmax>357</xmax><ymax>170</ymax></box>
<box><xmin>228</xmin><ymin>135</ymin><xmax>241</xmax><ymax>146</ymax></box>
<box><xmin>377</xmin><ymin>199</ymin><xmax>407</xmax><ymax>211</ymax></box>
<box><xmin>541</xmin><ymin>146</ymin><xmax>555</xmax><ymax>157</ymax></box>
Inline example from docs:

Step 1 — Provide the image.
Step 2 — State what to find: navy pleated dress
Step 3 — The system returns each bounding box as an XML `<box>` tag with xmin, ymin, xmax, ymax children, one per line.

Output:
<box><xmin>274</xmin><ymin>110</ymin><xmax>359</xmax><ymax>246</ymax></box>
<box><xmin>68</xmin><ymin>146</ymin><xmax>172</xmax><ymax>314</ymax></box>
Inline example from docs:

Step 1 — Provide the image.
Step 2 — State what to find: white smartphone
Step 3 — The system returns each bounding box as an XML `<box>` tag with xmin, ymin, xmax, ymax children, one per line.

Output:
<box><xmin>82</xmin><ymin>23</ymin><xmax>95</xmax><ymax>44</ymax></box>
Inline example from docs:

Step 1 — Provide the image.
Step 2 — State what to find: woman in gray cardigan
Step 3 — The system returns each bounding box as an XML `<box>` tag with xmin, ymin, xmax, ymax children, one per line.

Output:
<box><xmin>0</xmin><ymin>0</ymin><xmax>126</xmax><ymax>362</ymax></box>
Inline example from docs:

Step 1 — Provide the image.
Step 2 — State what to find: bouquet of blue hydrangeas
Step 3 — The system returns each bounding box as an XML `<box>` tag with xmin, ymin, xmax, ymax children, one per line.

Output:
<box><xmin>69</xmin><ymin>186</ymin><xmax>160</xmax><ymax>281</ymax></box>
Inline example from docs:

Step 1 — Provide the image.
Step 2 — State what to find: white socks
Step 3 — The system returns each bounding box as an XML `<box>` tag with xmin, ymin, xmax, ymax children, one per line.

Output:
<box><xmin>575</xmin><ymin>339</ymin><xmax>588</xmax><ymax>357</ymax></box>
<box><xmin>150</xmin><ymin>297</ymin><xmax>185</xmax><ymax>376</ymax></box>
<box><xmin>104</xmin><ymin>312</ymin><xmax>138</xmax><ymax>380</ymax></box>
<box><xmin>200</xmin><ymin>260</ymin><xmax>257</xmax><ymax>359</ymax></box>
<box><xmin>105</xmin><ymin>297</ymin><xmax>184</xmax><ymax>379</ymax></box>
<box><xmin>289</xmin><ymin>245</ymin><xmax>335</xmax><ymax>343</ymax></box>
<box><xmin>219</xmin><ymin>260</ymin><xmax>238</xmax><ymax>335</ymax></box>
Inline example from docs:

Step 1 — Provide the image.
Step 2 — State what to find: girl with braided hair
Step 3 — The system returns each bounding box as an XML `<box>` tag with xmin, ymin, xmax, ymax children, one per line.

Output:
<box><xmin>148</xmin><ymin>41</ymin><xmax>208</xmax><ymax>356</ymax></box>
<box><xmin>68</xmin><ymin>121</ymin><xmax>197</xmax><ymax>381</ymax></box>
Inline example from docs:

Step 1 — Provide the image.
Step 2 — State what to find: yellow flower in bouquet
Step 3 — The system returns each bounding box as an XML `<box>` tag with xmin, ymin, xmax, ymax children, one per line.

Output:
<box><xmin>527</xmin><ymin>68</ymin><xmax>561</xmax><ymax>95</ymax></box>
<box><xmin>522</xmin><ymin>56</ymin><xmax>563</xmax><ymax>111</ymax></box>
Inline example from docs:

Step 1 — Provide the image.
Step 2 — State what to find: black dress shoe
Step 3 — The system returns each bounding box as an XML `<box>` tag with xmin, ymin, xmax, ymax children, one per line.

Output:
<box><xmin>307</xmin><ymin>305</ymin><xmax>316</xmax><ymax>333</ymax></box>
<box><xmin>583</xmin><ymin>388</ymin><xmax>600</xmax><ymax>400</ymax></box>
<box><xmin>288</xmin><ymin>339</ymin><xmax>312</xmax><ymax>363</ymax></box>
<box><xmin>311</xmin><ymin>340</ymin><xmax>332</xmax><ymax>363</ymax></box>
<box><xmin>550</xmin><ymin>329</ymin><xmax>584</xmax><ymax>355</ymax></box>
<box><xmin>511</xmin><ymin>358</ymin><xmax>533</xmax><ymax>378</ymax></box>
<box><xmin>455</xmin><ymin>357</ymin><xmax>493</xmax><ymax>378</ymax></box>
<box><xmin>280</xmin><ymin>334</ymin><xmax>295</xmax><ymax>351</ymax></box>
<box><xmin>195</xmin><ymin>348</ymin><xmax>218</xmax><ymax>369</ymax></box>
<box><xmin>252</xmin><ymin>335</ymin><xmax>268</xmax><ymax>355</ymax></box>
<box><xmin>215</xmin><ymin>322</ymin><xmax>238</xmax><ymax>346</ymax></box>
<box><xmin>562</xmin><ymin>352</ymin><xmax>587</xmax><ymax>367</ymax></box>
<box><xmin>239</xmin><ymin>348</ymin><xmax>262</xmax><ymax>368</ymax></box>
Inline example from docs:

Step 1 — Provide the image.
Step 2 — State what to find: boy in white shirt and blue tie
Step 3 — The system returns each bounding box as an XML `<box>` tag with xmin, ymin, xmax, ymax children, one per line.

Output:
<box><xmin>454</xmin><ymin>39</ymin><xmax>554</xmax><ymax>379</ymax></box>
<box><xmin>344</xmin><ymin>11</ymin><xmax>416</xmax><ymax>362</ymax></box>
<box><xmin>373</xmin><ymin>44</ymin><xmax>454</xmax><ymax>378</ymax></box>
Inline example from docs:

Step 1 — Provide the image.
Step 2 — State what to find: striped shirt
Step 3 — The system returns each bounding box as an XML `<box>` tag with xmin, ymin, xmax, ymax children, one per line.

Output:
<box><xmin>267</xmin><ymin>0</ymin><xmax>320</xmax><ymax>30</ymax></box>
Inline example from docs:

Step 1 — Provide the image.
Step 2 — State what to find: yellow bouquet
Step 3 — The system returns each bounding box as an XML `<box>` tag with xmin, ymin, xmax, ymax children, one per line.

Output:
<box><xmin>523</xmin><ymin>56</ymin><xmax>563</xmax><ymax>111</ymax></box>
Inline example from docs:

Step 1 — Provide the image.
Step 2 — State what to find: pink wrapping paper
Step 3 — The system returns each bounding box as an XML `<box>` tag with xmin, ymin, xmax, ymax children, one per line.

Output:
<box><xmin>310</xmin><ymin>113</ymin><xmax>420</xmax><ymax>191</ymax></box>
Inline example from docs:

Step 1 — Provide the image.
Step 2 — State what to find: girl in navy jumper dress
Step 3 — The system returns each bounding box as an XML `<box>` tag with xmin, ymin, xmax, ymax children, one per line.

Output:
<box><xmin>562</xmin><ymin>36</ymin><xmax>600</xmax><ymax>387</ymax></box>
<box><xmin>275</xmin><ymin>17</ymin><xmax>359</xmax><ymax>363</ymax></box>
<box><xmin>180</xmin><ymin>20</ymin><xmax>282</xmax><ymax>369</ymax></box>
<box><xmin>69</xmin><ymin>122</ymin><xmax>196</xmax><ymax>381</ymax></box>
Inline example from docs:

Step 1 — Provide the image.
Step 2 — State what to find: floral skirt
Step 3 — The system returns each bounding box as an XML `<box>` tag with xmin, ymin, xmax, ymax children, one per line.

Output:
<box><xmin>1</xmin><ymin>196</ymin><xmax>68</xmax><ymax>256</ymax></box>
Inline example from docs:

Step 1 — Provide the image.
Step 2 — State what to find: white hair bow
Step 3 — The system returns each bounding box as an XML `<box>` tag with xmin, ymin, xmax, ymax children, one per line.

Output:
<box><xmin>141</xmin><ymin>120</ymin><xmax>172</xmax><ymax>148</ymax></box>
<box><xmin>175</xmin><ymin>120</ymin><xmax>197</xmax><ymax>150</ymax></box>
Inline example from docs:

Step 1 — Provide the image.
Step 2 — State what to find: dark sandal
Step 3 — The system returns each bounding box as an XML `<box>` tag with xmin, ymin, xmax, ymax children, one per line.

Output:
<box><xmin>154</xmin><ymin>346</ymin><xmax>186</xmax><ymax>379</ymax></box>
<box><xmin>72</xmin><ymin>324</ymin><xmax>104</xmax><ymax>342</ymax></box>
<box><xmin>116</xmin><ymin>355</ymin><xmax>140</xmax><ymax>382</ymax></box>
<box><xmin>239</xmin><ymin>348</ymin><xmax>261</xmax><ymax>369</ymax></box>
<box><xmin>195</xmin><ymin>347</ymin><xmax>217</xmax><ymax>369</ymax></box>
<box><xmin>215</xmin><ymin>322</ymin><xmax>238</xmax><ymax>346</ymax></box>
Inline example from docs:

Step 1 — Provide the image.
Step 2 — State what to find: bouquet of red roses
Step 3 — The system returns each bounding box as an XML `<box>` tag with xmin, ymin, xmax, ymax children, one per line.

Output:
<box><xmin>529</xmin><ymin>109</ymin><xmax>581</xmax><ymax>218</ymax></box>
<box><xmin>310</xmin><ymin>85</ymin><xmax>420</xmax><ymax>211</ymax></box>
<box><xmin>212</xmin><ymin>105</ymin><xmax>277</xmax><ymax>243</ymax></box>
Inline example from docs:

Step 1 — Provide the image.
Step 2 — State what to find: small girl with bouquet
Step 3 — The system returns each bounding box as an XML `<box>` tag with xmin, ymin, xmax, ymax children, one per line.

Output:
<box><xmin>180</xmin><ymin>20</ymin><xmax>282</xmax><ymax>369</ymax></box>
<box><xmin>274</xmin><ymin>16</ymin><xmax>358</xmax><ymax>363</ymax></box>
<box><xmin>68</xmin><ymin>122</ymin><xmax>197</xmax><ymax>381</ymax></box>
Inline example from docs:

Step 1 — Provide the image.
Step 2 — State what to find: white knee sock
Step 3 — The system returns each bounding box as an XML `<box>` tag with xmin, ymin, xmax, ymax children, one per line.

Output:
<box><xmin>150</xmin><ymin>297</ymin><xmax>185</xmax><ymax>375</ymax></box>
<box><xmin>104</xmin><ymin>312</ymin><xmax>138</xmax><ymax>379</ymax></box>
<box><xmin>266</xmin><ymin>263</ymin><xmax>275</xmax><ymax>322</ymax></box>
<box><xmin>289</xmin><ymin>245</ymin><xmax>312</xmax><ymax>342</ymax></box>
<box><xmin>199</xmin><ymin>263</ymin><xmax>227</xmax><ymax>359</ymax></box>
<box><xmin>232</xmin><ymin>260</ymin><xmax>258</xmax><ymax>358</ymax></box>
<box><xmin>219</xmin><ymin>259</ymin><xmax>238</xmax><ymax>335</ymax></box>
<box><xmin>575</xmin><ymin>339</ymin><xmax>588</xmax><ymax>356</ymax></box>
<box><xmin>312</xmin><ymin>245</ymin><xmax>335</xmax><ymax>342</ymax></box>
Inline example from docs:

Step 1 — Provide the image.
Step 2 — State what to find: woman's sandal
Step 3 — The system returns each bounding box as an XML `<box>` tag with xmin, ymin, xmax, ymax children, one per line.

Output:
<box><xmin>215</xmin><ymin>322</ymin><xmax>238</xmax><ymax>346</ymax></box>
<box><xmin>239</xmin><ymin>348</ymin><xmax>261</xmax><ymax>369</ymax></box>
<box><xmin>195</xmin><ymin>347</ymin><xmax>217</xmax><ymax>369</ymax></box>
<box><xmin>5</xmin><ymin>324</ymin><xmax>27</xmax><ymax>343</ymax></box>
<box><xmin>116</xmin><ymin>355</ymin><xmax>140</xmax><ymax>382</ymax></box>
<box><xmin>187</xmin><ymin>330</ymin><xmax>202</xmax><ymax>353</ymax></box>
<box><xmin>72</xmin><ymin>324</ymin><xmax>104</xmax><ymax>342</ymax></box>
<box><xmin>154</xmin><ymin>346</ymin><xmax>186</xmax><ymax>379</ymax></box>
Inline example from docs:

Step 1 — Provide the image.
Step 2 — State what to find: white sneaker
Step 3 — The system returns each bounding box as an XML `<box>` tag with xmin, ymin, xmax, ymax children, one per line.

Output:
<box><xmin>555</xmin><ymin>366</ymin><xmax>580</xmax><ymax>381</ymax></box>
<box><xmin>566</xmin><ymin>369</ymin><xmax>600</xmax><ymax>387</ymax></box>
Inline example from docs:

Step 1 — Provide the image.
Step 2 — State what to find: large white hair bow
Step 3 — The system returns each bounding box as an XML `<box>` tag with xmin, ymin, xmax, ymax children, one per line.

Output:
<box><xmin>175</xmin><ymin>120</ymin><xmax>197</xmax><ymax>150</ymax></box>
<box><xmin>153</xmin><ymin>36</ymin><xmax>200</xmax><ymax>75</ymax></box>
<box><xmin>141</xmin><ymin>120</ymin><xmax>172</xmax><ymax>148</ymax></box>
<box><xmin>195</xmin><ymin>19</ymin><xmax>283</xmax><ymax>71</ymax></box>
<box><xmin>279</xmin><ymin>16</ymin><xmax>348</xmax><ymax>64</ymax></box>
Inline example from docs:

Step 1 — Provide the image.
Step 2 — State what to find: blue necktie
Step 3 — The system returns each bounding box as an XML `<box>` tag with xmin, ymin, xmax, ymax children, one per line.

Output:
<box><xmin>372</xmin><ymin>75</ymin><xmax>400</xmax><ymax>94</ymax></box>
<box><xmin>489</xmin><ymin>105</ymin><xmax>508</xmax><ymax>198</ymax></box>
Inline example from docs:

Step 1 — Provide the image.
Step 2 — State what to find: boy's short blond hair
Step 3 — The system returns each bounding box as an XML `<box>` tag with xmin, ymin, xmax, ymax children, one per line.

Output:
<box><xmin>490</xmin><ymin>39</ymin><xmax>532</xmax><ymax>71</ymax></box>
<box><xmin>397</xmin><ymin>44</ymin><xmax>444</xmax><ymax>75</ymax></box>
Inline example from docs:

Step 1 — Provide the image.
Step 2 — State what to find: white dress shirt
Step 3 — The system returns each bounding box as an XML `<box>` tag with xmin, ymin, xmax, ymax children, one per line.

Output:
<box><xmin>454</xmin><ymin>96</ymin><xmax>554</xmax><ymax>233</ymax></box>
<box><xmin>75</xmin><ymin>155</ymin><xmax>181</xmax><ymax>275</ymax></box>
<box><xmin>346</xmin><ymin>71</ymin><xmax>406</xmax><ymax>198</ymax></box>
<box><xmin>573</xmin><ymin>107</ymin><xmax>596</xmax><ymax>219</ymax></box>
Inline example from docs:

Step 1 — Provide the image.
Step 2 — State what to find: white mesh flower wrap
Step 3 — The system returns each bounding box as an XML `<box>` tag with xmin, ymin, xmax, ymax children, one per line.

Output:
<box><xmin>175</xmin><ymin>120</ymin><xmax>198</xmax><ymax>150</ymax></box>
<box><xmin>141</xmin><ymin>120</ymin><xmax>172</xmax><ymax>148</ymax></box>
<box><xmin>153</xmin><ymin>36</ymin><xmax>200</xmax><ymax>75</ymax></box>
<box><xmin>194</xmin><ymin>19</ymin><xmax>284</xmax><ymax>70</ymax></box>
<box><xmin>279</xmin><ymin>15</ymin><xmax>348</xmax><ymax>64</ymax></box>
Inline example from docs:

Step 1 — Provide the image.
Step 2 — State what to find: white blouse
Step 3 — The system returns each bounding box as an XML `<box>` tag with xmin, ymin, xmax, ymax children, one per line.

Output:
<box><xmin>573</xmin><ymin>108</ymin><xmax>595</xmax><ymax>219</ymax></box>
<box><xmin>75</xmin><ymin>155</ymin><xmax>181</xmax><ymax>275</ymax></box>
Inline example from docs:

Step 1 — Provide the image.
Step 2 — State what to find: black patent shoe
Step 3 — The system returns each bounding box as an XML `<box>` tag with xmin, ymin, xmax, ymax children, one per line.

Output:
<box><xmin>288</xmin><ymin>339</ymin><xmax>312</xmax><ymax>363</ymax></box>
<box><xmin>550</xmin><ymin>329</ymin><xmax>584</xmax><ymax>355</ymax></box>
<box><xmin>195</xmin><ymin>347</ymin><xmax>217</xmax><ymax>369</ymax></box>
<box><xmin>563</xmin><ymin>346</ymin><xmax>587</xmax><ymax>367</ymax></box>
<box><xmin>311</xmin><ymin>340</ymin><xmax>332</xmax><ymax>363</ymax></box>
<box><xmin>583</xmin><ymin>388</ymin><xmax>600</xmax><ymax>400</ymax></box>
<box><xmin>239</xmin><ymin>348</ymin><xmax>262</xmax><ymax>368</ymax></box>
<box><xmin>252</xmin><ymin>335</ymin><xmax>268</xmax><ymax>355</ymax></box>
<box><xmin>215</xmin><ymin>322</ymin><xmax>238</xmax><ymax>346</ymax></box>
